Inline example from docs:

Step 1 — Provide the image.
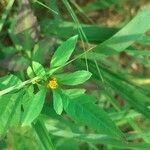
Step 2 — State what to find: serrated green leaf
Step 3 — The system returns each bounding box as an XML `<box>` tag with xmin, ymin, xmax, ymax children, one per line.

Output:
<box><xmin>22</xmin><ymin>89</ymin><xmax>47</xmax><ymax>125</ymax></box>
<box><xmin>63</xmin><ymin>94</ymin><xmax>123</xmax><ymax>139</ymax></box>
<box><xmin>50</xmin><ymin>35</ymin><xmax>78</xmax><ymax>68</ymax></box>
<box><xmin>56</xmin><ymin>70</ymin><xmax>92</xmax><ymax>85</ymax></box>
<box><xmin>53</xmin><ymin>89</ymin><xmax>63</xmax><ymax>115</ymax></box>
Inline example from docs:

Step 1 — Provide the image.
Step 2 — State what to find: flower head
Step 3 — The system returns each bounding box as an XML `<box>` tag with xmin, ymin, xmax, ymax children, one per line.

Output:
<box><xmin>48</xmin><ymin>78</ymin><xmax>58</xmax><ymax>89</ymax></box>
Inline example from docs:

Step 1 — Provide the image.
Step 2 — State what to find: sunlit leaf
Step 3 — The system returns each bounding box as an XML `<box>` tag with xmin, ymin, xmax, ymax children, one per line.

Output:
<box><xmin>52</xmin><ymin>89</ymin><xmax>63</xmax><ymax>115</ymax></box>
<box><xmin>22</xmin><ymin>88</ymin><xmax>47</xmax><ymax>125</ymax></box>
<box><xmin>56</xmin><ymin>70</ymin><xmax>92</xmax><ymax>85</ymax></box>
<box><xmin>50</xmin><ymin>35</ymin><xmax>78</xmax><ymax>68</ymax></box>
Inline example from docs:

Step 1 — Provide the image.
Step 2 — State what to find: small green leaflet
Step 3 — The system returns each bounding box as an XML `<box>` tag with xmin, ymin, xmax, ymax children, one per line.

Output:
<box><xmin>27</xmin><ymin>61</ymin><xmax>46</xmax><ymax>82</ymax></box>
<box><xmin>53</xmin><ymin>89</ymin><xmax>63</xmax><ymax>115</ymax></box>
<box><xmin>27</xmin><ymin>66</ymin><xmax>35</xmax><ymax>78</ymax></box>
<box><xmin>50</xmin><ymin>35</ymin><xmax>78</xmax><ymax>68</ymax></box>
<box><xmin>22</xmin><ymin>88</ymin><xmax>47</xmax><ymax>125</ymax></box>
<box><xmin>56</xmin><ymin>70</ymin><xmax>92</xmax><ymax>85</ymax></box>
<box><xmin>32</xmin><ymin>61</ymin><xmax>46</xmax><ymax>77</ymax></box>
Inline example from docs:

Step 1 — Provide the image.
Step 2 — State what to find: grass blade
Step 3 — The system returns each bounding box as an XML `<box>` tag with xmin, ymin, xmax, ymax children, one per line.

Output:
<box><xmin>32</xmin><ymin>118</ymin><xmax>55</xmax><ymax>150</ymax></box>
<box><xmin>91</xmin><ymin>5</ymin><xmax>150</xmax><ymax>55</ymax></box>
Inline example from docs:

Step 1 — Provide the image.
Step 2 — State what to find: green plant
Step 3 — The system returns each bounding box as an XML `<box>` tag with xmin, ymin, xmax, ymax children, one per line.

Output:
<box><xmin>0</xmin><ymin>0</ymin><xmax>150</xmax><ymax>150</ymax></box>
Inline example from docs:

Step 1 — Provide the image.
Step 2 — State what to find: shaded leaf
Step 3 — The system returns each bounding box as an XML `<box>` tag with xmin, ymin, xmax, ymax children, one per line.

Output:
<box><xmin>102</xmin><ymin>70</ymin><xmax>150</xmax><ymax>118</ymax></box>
<box><xmin>40</xmin><ymin>20</ymin><xmax>118</xmax><ymax>43</ymax></box>
<box><xmin>0</xmin><ymin>0</ymin><xmax>15</xmax><ymax>32</ymax></box>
